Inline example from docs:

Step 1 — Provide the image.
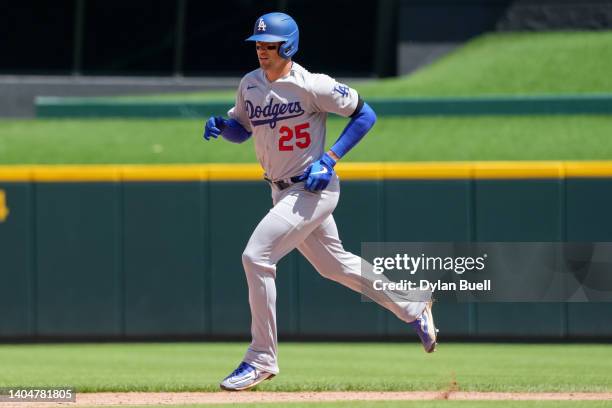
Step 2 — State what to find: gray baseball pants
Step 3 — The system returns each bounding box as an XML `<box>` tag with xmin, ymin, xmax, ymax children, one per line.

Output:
<box><xmin>241</xmin><ymin>174</ymin><xmax>426</xmax><ymax>374</ymax></box>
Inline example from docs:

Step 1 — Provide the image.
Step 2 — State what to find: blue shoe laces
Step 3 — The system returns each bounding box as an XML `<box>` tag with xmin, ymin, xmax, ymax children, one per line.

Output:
<box><xmin>230</xmin><ymin>362</ymin><xmax>254</xmax><ymax>377</ymax></box>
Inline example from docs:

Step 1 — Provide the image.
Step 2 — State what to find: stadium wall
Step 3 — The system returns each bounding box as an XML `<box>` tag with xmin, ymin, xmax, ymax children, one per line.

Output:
<box><xmin>1</xmin><ymin>162</ymin><xmax>612</xmax><ymax>341</ymax></box>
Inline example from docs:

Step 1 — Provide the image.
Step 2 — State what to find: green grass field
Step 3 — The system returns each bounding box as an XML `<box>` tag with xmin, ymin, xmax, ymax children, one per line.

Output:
<box><xmin>103</xmin><ymin>31</ymin><xmax>612</xmax><ymax>102</ymax></box>
<box><xmin>2</xmin><ymin>116</ymin><xmax>612</xmax><ymax>164</ymax></box>
<box><xmin>1</xmin><ymin>343</ymin><xmax>610</xmax><ymax>393</ymax></box>
<box><xmin>355</xmin><ymin>31</ymin><xmax>612</xmax><ymax>98</ymax></box>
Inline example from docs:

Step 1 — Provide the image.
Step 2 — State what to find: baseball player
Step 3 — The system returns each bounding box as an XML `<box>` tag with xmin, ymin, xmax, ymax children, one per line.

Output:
<box><xmin>203</xmin><ymin>12</ymin><xmax>437</xmax><ymax>391</ymax></box>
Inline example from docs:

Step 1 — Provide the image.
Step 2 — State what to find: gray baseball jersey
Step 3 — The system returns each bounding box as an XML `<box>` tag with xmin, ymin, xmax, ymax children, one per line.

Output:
<box><xmin>228</xmin><ymin>62</ymin><xmax>359</xmax><ymax>181</ymax></box>
<box><xmin>230</xmin><ymin>63</ymin><xmax>427</xmax><ymax>376</ymax></box>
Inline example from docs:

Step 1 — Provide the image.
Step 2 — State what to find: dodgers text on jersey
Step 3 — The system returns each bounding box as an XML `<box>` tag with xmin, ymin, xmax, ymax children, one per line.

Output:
<box><xmin>246</xmin><ymin>98</ymin><xmax>305</xmax><ymax>129</ymax></box>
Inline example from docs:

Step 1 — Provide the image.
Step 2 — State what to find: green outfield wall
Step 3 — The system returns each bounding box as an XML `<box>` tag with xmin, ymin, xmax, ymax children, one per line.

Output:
<box><xmin>1</xmin><ymin>161</ymin><xmax>612</xmax><ymax>340</ymax></box>
<box><xmin>35</xmin><ymin>95</ymin><xmax>612</xmax><ymax>118</ymax></box>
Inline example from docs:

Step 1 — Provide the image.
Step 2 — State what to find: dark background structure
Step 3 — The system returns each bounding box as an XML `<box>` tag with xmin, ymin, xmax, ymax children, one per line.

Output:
<box><xmin>2</xmin><ymin>0</ymin><xmax>611</xmax><ymax>78</ymax></box>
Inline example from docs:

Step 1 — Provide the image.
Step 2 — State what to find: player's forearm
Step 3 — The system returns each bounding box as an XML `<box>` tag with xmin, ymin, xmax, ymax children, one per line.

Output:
<box><xmin>328</xmin><ymin>102</ymin><xmax>376</xmax><ymax>160</ymax></box>
<box><xmin>221</xmin><ymin>119</ymin><xmax>252</xmax><ymax>144</ymax></box>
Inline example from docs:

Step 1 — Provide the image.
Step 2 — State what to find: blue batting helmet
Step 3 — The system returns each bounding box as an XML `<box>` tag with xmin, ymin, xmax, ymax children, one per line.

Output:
<box><xmin>245</xmin><ymin>12</ymin><xmax>299</xmax><ymax>59</ymax></box>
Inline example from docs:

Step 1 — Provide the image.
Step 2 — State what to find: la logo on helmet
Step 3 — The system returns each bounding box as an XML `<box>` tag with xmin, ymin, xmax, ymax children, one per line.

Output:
<box><xmin>257</xmin><ymin>18</ymin><xmax>266</xmax><ymax>31</ymax></box>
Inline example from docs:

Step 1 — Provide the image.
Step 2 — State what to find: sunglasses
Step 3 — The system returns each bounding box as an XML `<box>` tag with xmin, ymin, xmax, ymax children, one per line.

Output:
<box><xmin>256</xmin><ymin>45</ymin><xmax>278</xmax><ymax>51</ymax></box>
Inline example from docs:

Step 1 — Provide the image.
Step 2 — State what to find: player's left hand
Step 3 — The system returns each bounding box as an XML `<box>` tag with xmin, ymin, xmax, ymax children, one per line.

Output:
<box><xmin>203</xmin><ymin>116</ymin><xmax>228</xmax><ymax>140</ymax></box>
<box><xmin>303</xmin><ymin>153</ymin><xmax>336</xmax><ymax>192</ymax></box>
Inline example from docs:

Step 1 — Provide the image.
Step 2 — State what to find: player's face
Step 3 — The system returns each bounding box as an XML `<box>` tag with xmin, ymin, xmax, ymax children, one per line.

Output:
<box><xmin>256</xmin><ymin>41</ymin><xmax>283</xmax><ymax>71</ymax></box>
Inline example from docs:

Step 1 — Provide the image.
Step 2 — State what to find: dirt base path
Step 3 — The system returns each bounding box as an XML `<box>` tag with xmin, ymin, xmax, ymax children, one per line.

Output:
<box><xmin>3</xmin><ymin>391</ymin><xmax>612</xmax><ymax>407</ymax></box>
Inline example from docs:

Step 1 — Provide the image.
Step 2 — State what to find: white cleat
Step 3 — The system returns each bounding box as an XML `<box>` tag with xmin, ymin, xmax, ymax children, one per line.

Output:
<box><xmin>410</xmin><ymin>301</ymin><xmax>438</xmax><ymax>353</ymax></box>
<box><xmin>220</xmin><ymin>361</ymin><xmax>275</xmax><ymax>391</ymax></box>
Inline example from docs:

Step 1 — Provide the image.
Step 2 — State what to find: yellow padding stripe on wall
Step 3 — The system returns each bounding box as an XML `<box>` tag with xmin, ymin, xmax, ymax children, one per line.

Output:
<box><xmin>1</xmin><ymin>161</ymin><xmax>612</xmax><ymax>182</ymax></box>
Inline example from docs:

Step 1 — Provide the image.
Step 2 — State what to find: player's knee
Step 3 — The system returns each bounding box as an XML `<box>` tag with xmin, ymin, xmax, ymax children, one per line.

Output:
<box><xmin>242</xmin><ymin>250</ymin><xmax>256</xmax><ymax>267</ymax></box>
<box><xmin>242</xmin><ymin>248</ymin><xmax>266</xmax><ymax>268</ymax></box>
<box><xmin>242</xmin><ymin>249</ymin><xmax>276</xmax><ymax>278</ymax></box>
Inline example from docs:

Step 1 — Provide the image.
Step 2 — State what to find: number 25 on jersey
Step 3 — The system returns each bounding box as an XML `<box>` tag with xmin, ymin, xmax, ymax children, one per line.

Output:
<box><xmin>278</xmin><ymin>123</ymin><xmax>311</xmax><ymax>151</ymax></box>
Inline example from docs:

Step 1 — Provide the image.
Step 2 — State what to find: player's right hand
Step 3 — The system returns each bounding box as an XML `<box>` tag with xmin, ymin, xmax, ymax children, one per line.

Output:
<box><xmin>203</xmin><ymin>116</ymin><xmax>228</xmax><ymax>140</ymax></box>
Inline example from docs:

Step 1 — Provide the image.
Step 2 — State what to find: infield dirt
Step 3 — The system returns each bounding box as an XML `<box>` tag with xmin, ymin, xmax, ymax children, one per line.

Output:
<box><xmin>3</xmin><ymin>391</ymin><xmax>612</xmax><ymax>407</ymax></box>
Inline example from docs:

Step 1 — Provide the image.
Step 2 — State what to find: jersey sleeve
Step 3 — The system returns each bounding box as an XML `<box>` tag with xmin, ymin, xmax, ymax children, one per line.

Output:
<box><xmin>308</xmin><ymin>74</ymin><xmax>360</xmax><ymax>117</ymax></box>
<box><xmin>227</xmin><ymin>79</ymin><xmax>253</xmax><ymax>132</ymax></box>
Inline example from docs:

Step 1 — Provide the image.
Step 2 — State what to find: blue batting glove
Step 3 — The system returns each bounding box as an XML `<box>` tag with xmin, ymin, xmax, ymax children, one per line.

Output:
<box><xmin>304</xmin><ymin>153</ymin><xmax>336</xmax><ymax>192</ymax></box>
<box><xmin>203</xmin><ymin>116</ymin><xmax>228</xmax><ymax>140</ymax></box>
